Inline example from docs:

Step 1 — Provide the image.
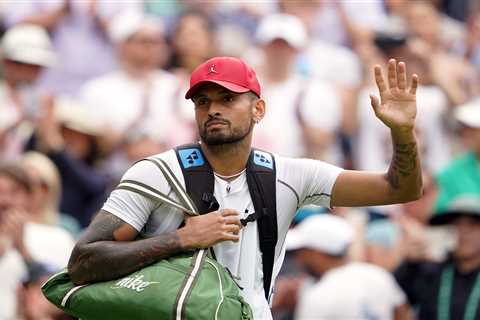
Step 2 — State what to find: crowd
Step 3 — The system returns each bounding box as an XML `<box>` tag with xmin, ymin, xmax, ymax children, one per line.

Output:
<box><xmin>0</xmin><ymin>0</ymin><xmax>479</xmax><ymax>319</ymax></box>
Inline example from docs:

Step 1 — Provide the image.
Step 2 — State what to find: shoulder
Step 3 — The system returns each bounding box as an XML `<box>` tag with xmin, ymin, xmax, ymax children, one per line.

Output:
<box><xmin>437</xmin><ymin>153</ymin><xmax>475</xmax><ymax>179</ymax></box>
<box><xmin>123</xmin><ymin>149</ymin><xmax>179</xmax><ymax>181</ymax></box>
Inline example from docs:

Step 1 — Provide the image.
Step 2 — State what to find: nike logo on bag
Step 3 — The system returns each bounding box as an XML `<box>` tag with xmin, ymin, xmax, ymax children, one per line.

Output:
<box><xmin>111</xmin><ymin>274</ymin><xmax>160</xmax><ymax>292</ymax></box>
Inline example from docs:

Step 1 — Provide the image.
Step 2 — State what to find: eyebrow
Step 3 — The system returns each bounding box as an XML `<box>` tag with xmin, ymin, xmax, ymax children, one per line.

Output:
<box><xmin>192</xmin><ymin>89</ymin><xmax>238</xmax><ymax>100</ymax></box>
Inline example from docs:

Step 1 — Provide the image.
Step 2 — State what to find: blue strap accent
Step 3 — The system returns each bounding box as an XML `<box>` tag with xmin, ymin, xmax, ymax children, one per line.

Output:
<box><xmin>253</xmin><ymin>150</ymin><xmax>273</xmax><ymax>169</ymax></box>
<box><xmin>178</xmin><ymin>148</ymin><xmax>205</xmax><ymax>168</ymax></box>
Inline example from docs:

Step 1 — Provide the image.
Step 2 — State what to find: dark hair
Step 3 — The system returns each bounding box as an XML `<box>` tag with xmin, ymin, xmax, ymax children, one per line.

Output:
<box><xmin>0</xmin><ymin>163</ymin><xmax>32</xmax><ymax>193</ymax></box>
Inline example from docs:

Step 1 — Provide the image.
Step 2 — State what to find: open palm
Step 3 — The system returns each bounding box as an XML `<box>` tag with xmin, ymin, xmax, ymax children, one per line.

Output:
<box><xmin>370</xmin><ymin>59</ymin><xmax>419</xmax><ymax>131</ymax></box>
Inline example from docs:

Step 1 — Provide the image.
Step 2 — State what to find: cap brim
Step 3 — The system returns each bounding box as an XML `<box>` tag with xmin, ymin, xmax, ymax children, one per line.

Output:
<box><xmin>429</xmin><ymin>211</ymin><xmax>480</xmax><ymax>225</ymax></box>
<box><xmin>185</xmin><ymin>80</ymin><xmax>250</xmax><ymax>99</ymax></box>
<box><xmin>285</xmin><ymin>229</ymin><xmax>307</xmax><ymax>251</ymax></box>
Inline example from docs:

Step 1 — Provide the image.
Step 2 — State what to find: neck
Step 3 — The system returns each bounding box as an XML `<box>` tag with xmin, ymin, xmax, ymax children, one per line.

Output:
<box><xmin>200</xmin><ymin>138</ymin><xmax>251</xmax><ymax>177</ymax></box>
<box><xmin>456</xmin><ymin>255</ymin><xmax>480</xmax><ymax>274</ymax></box>
<box><xmin>122</xmin><ymin>61</ymin><xmax>152</xmax><ymax>79</ymax></box>
<box><xmin>315</xmin><ymin>257</ymin><xmax>348</xmax><ymax>277</ymax></box>
<box><xmin>264</xmin><ymin>63</ymin><xmax>292</xmax><ymax>83</ymax></box>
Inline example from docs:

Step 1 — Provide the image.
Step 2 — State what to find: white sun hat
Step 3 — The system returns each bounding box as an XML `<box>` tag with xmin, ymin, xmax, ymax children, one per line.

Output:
<box><xmin>1</xmin><ymin>24</ymin><xmax>56</xmax><ymax>67</ymax></box>
<box><xmin>286</xmin><ymin>214</ymin><xmax>354</xmax><ymax>256</ymax></box>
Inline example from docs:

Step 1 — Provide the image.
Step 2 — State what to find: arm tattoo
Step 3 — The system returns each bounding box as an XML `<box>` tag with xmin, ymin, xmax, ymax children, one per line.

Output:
<box><xmin>386</xmin><ymin>142</ymin><xmax>418</xmax><ymax>189</ymax></box>
<box><xmin>68</xmin><ymin>211</ymin><xmax>183</xmax><ymax>285</ymax></box>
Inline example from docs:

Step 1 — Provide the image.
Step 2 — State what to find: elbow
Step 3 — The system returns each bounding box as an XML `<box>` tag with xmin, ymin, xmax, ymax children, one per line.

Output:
<box><xmin>67</xmin><ymin>246</ymin><xmax>91</xmax><ymax>286</ymax></box>
<box><xmin>398</xmin><ymin>184</ymin><xmax>423</xmax><ymax>203</ymax></box>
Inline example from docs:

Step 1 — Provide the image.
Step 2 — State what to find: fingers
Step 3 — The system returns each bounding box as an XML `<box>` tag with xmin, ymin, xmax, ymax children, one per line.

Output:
<box><xmin>374</xmin><ymin>65</ymin><xmax>387</xmax><ymax>94</ymax></box>
<box><xmin>220</xmin><ymin>209</ymin><xmax>239</xmax><ymax>217</ymax></box>
<box><xmin>397</xmin><ymin>61</ymin><xmax>407</xmax><ymax>90</ymax></box>
<box><xmin>409</xmin><ymin>74</ymin><xmax>419</xmax><ymax>95</ymax></box>
<box><xmin>387</xmin><ymin>59</ymin><xmax>397</xmax><ymax>90</ymax></box>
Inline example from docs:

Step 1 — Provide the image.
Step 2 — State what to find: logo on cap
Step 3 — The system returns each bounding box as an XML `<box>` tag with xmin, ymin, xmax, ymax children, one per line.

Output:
<box><xmin>208</xmin><ymin>64</ymin><xmax>218</xmax><ymax>75</ymax></box>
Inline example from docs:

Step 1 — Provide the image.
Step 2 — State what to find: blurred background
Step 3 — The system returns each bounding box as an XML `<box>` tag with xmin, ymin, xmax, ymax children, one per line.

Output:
<box><xmin>0</xmin><ymin>0</ymin><xmax>479</xmax><ymax>319</ymax></box>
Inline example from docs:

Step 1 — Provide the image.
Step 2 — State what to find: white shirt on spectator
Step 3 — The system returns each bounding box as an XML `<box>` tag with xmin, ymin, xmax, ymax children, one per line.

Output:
<box><xmin>252</xmin><ymin>74</ymin><xmax>342</xmax><ymax>163</ymax></box>
<box><xmin>0</xmin><ymin>248</ymin><xmax>27</xmax><ymax>320</ymax></box>
<box><xmin>102</xmin><ymin>149</ymin><xmax>343</xmax><ymax>320</ymax></box>
<box><xmin>81</xmin><ymin>69</ymin><xmax>188</xmax><ymax>146</ymax></box>
<box><xmin>354</xmin><ymin>85</ymin><xmax>451</xmax><ymax>174</ymax></box>
<box><xmin>24</xmin><ymin>222</ymin><xmax>75</xmax><ymax>271</ymax></box>
<box><xmin>295</xmin><ymin>262</ymin><xmax>406</xmax><ymax>320</ymax></box>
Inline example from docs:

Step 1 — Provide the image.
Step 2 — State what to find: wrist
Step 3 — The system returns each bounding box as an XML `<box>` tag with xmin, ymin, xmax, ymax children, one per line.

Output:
<box><xmin>175</xmin><ymin>228</ymin><xmax>192</xmax><ymax>251</ymax></box>
<box><xmin>390</xmin><ymin>127</ymin><xmax>416</xmax><ymax>142</ymax></box>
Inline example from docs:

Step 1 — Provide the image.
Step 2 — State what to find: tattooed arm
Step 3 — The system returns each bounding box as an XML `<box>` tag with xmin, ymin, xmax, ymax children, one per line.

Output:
<box><xmin>68</xmin><ymin>209</ymin><xmax>241</xmax><ymax>285</ymax></box>
<box><xmin>330</xmin><ymin>59</ymin><xmax>422</xmax><ymax>207</ymax></box>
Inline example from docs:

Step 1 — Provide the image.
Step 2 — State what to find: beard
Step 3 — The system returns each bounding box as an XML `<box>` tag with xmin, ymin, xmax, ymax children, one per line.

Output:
<box><xmin>199</xmin><ymin>117</ymin><xmax>254</xmax><ymax>146</ymax></box>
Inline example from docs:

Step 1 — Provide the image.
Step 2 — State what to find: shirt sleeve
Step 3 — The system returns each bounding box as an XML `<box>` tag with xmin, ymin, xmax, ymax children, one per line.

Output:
<box><xmin>282</xmin><ymin>157</ymin><xmax>344</xmax><ymax>208</ymax></box>
<box><xmin>102</xmin><ymin>160</ymin><xmax>170</xmax><ymax>232</ymax></box>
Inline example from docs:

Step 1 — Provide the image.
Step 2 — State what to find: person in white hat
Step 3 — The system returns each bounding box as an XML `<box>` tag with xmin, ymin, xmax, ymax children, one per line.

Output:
<box><xmin>0</xmin><ymin>24</ymin><xmax>56</xmax><ymax>161</ymax></box>
<box><xmin>287</xmin><ymin>215</ymin><xmax>409</xmax><ymax>320</ymax></box>
<box><xmin>434</xmin><ymin>97</ymin><xmax>480</xmax><ymax>213</ymax></box>
<box><xmin>80</xmin><ymin>11</ymin><xmax>183</xmax><ymax>180</ymax></box>
<box><xmin>251</xmin><ymin>13</ymin><xmax>343</xmax><ymax>164</ymax></box>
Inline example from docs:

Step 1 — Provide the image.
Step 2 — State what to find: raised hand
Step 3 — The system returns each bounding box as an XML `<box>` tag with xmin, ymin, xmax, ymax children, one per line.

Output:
<box><xmin>370</xmin><ymin>59</ymin><xmax>419</xmax><ymax>132</ymax></box>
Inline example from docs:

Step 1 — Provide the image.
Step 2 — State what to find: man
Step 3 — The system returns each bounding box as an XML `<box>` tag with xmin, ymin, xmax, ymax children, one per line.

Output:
<box><xmin>435</xmin><ymin>97</ymin><xmax>480</xmax><ymax>213</ymax></box>
<box><xmin>0</xmin><ymin>24</ymin><xmax>56</xmax><ymax>161</ymax></box>
<box><xmin>288</xmin><ymin>215</ymin><xmax>409</xmax><ymax>319</ymax></box>
<box><xmin>68</xmin><ymin>56</ymin><xmax>422</xmax><ymax>319</ymax></box>
<box><xmin>395</xmin><ymin>196</ymin><xmax>480</xmax><ymax>320</ymax></box>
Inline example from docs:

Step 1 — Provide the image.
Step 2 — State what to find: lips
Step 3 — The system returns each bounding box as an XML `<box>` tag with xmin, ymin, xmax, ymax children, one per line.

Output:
<box><xmin>206</xmin><ymin>120</ymin><xmax>228</xmax><ymax>128</ymax></box>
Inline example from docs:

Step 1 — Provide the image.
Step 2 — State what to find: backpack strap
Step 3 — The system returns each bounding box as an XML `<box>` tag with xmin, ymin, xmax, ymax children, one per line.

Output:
<box><xmin>246</xmin><ymin>149</ymin><xmax>278</xmax><ymax>302</ymax></box>
<box><xmin>175</xmin><ymin>144</ymin><xmax>278</xmax><ymax>301</ymax></box>
<box><xmin>175</xmin><ymin>143</ymin><xmax>217</xmax><ymax>214</ymax></box>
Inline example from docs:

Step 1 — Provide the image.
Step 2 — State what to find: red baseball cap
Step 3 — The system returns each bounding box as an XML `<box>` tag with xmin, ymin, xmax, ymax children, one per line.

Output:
<box><xmin>185</xmin><ymin>56</ymin><xmax>261</xmax><ymax>99</ymax></box>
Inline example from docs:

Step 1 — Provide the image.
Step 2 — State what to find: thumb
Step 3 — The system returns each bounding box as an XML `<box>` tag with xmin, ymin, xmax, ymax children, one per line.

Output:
<box><xmin>369</xmin><ymin>94</ymin><xmax>381</xmax><ymax>114</ymax></box>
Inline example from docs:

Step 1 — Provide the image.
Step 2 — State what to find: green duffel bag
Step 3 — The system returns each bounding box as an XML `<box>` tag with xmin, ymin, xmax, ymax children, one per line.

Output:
<box><xmin>42</xmin><ymin>251</ymin><xmax>252</xmax><ymax>320</ymax></box>
<box><xmin>41</xmin><ymin>157</ymin><xmax>253</xmax><ymax>320</ymax></box>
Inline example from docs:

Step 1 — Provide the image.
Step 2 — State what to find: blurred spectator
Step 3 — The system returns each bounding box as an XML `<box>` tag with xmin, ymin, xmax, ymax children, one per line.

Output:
<box><xmin>0</xmin><ymin>162</ymin><xmax>74</xmax><ymax>270</ymax></box>
<box><xmin>27</xmin><ymin>98</ymin><xmax>109</xmax><ymax>228</ymax></box>
<box><xmin>251</xmin><ymin>13</ymin><xmax>342</xmax><ymax>163</ymax></box>
<box><xmin>0</xmin><ymin>163</ymin><xmax>29</xmax><ymax>320</ymax></box>
<box><xmin>453</xmin><ymin>9</ymin><xmax>480</xmax><ymax>72</ymax></box>
<box><xmin>355</xmin><ymin>32</ymin><xmax>451</xmax><ymax>177</ymax></box>
<box><xmin>81</xmin><ymin>12</ymin><xmax>185</xmax><ymax>180</ymax></box>
<box><xmin>18</xmin><ymin>263</ymin><xmax>69</xmax><ymax>320</ymax></box>
<box><xmin>395</xmin><ymin>196</ymin><xmax>480</xmax><ymax>320</ymax></box>
<box><xmin>0</xmin><ymin>24</ymin><xmax>55</xmax><ymax>162</ymax></box>
<box><xmin>4</xmin><ymin>0</ymin><xmax>142</xmax><ymax>96</ymax></box>
<box><xmin>435</xmin><ymin>98</ymin><xmax>480</xmax><ymax>213</ymax></box>
<box><xmin>365</xmin><ymin>219</ymin><xmax>403</xmax><ymax>272</ymax></box>
<box><xmin>21</xmin><ymin>151</ymin><xmax>81</xmax><ymax>237</ymax></box>
<box><xmin>288</xmin><ymin>215</ymin><xmax>409</xmax><ymax>320</ymax></box>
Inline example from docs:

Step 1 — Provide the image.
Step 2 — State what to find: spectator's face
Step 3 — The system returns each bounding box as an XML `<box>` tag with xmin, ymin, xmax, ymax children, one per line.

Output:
<box><xmin>122</xmin><ymin>29</ymin><xmax>165</xmax><ymax>69</ymax></box>
<box><xmin>0</xmin><ymin>174</ymin><xmax>29</xmax><ymax>215</ymax></box>
<box><xmin>459</xmin><ymin>126</ymin><xmax>480</xmax><ymax>154</ymax></box>
<box><xmin>406</xmin><ymin>2</ymin><xmax>440</xmax><ymax>45</ymax></box>
<box><xmin>262</xmin><ymin>39</ymin><xmax>298</xmax><ymax>70</ymax></box>
<box><xmin>294</xmin><ymin>248</ymin><xmax>330</xmax><ymax>277</ymax></box>
<box><xmin>193</xmin><ymin>84</ymin><xmax>262</xmax><ymax>146</ymax></box>
<box><xmin>61</xmin><ymin>127</ymin><xmax>94</xmax><ymax>160</ymax></box>
<box><xmin>2</xmin><ymin>60</ymin><xmax>43</xmax><ymax>85</ymax></box>
<box><xmin>174</xmin><ymin>14</ymin><xmax>212</xmax><ymax>62</ymax></box>
<box><xmin>453</xmin><ymin>216</ymin><xmax>480</xmax><ymax>261</ymax></box>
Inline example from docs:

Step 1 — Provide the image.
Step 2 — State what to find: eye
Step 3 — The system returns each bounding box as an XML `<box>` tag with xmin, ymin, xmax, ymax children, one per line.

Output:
<box><xmin>223</xmin><ymin>95</ymin><xmax>235</xmax><ymax>103</ymax></box>
<box><xmin>194</xmin><ymin>97</ymin><xmax>209</xmax><ymax>107</ymax></box>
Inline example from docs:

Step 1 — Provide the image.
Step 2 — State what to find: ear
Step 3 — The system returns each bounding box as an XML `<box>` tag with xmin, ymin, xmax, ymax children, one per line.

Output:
<box><xmin>252</xmin><ymin>99</ymin><xmax>266</xmax><ymax>122</ymax></box>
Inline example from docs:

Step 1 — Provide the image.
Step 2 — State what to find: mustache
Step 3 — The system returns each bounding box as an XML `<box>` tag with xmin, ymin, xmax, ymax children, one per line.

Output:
<box><xmin>205</xmin><ymin>117</ymin><xmax>230</xmax><ymax>127</ymax></box>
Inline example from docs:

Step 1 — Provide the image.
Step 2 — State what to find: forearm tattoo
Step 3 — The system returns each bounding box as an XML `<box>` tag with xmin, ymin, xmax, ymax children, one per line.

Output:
<box><xmin>68</xmin><ymin>212</ymin><xmax>183</xmax><ymax>285</ymax></box>
<box><xmin>386</xmin><ymin>142</ymin><xmax>418</xmax><ymax>189</ymax></box>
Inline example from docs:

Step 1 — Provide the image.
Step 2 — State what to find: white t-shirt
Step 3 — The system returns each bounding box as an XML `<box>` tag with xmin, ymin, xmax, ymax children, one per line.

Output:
<box><xmin>24</xmin><ymin>222</ymin><xmax>75</xmax><ymax>271</ymax></box>
<box><xmin>252</xmin><ymin>74</ymin><xmax>342</xmax><ymax>163</ymax></box>
<box><xmin>295</xmin><ymin>262</ymin><xmax>406</xmax><ymax>320</ymax></box>
<box><xmin>0</xmin><ymin>249</ymin><xmax>27</xmax><ymax>320</ymax></box>
<box><xmin>102</xmin><ymin>149</ymin><xmax>343</xmax><ymax>320</ymax></box>
<box><xmin>81</xmin><ymin>69</ymin><xmax>189</xmax><ymax>146</ymax></box>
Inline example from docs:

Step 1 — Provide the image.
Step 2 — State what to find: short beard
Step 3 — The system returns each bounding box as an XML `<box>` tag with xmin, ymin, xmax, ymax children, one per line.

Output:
<box><xmin>200</xmin><ymin>119</ymin><xmax>254</xmax><ymax>146</ymax></box>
